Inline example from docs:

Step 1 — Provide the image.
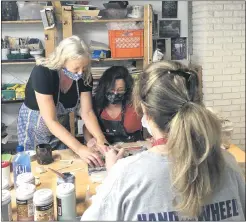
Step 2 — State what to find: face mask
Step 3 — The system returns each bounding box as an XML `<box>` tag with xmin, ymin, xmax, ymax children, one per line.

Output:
<box><xmin>62</xmin><ymin>68</ymin><xmax>83</xmax><ymax>81</ymax></box>
<box><xmin>141</xmin><ymin>115</ymin><xmax>152</xmax><ymax>136</ymax></box>
<box><xmin>106</xmin><ymin>92</ymin><xmax>125</xmax><ymax>104</ymax></box>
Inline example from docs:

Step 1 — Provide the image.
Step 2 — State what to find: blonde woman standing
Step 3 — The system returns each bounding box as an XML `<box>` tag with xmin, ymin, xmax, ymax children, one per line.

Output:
<box><xmin>81</xmin><ymin>61</ymin><xmax>245</xmax><ymax>220</ymax></box>
<box><xmin>17</xmin><ymin>36</ymin><xmax>107</xmax><ymax>167</ymax></box>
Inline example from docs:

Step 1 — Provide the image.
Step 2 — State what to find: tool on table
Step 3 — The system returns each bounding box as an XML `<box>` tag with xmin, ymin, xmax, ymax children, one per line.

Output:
<box><xmin>57</xmin><ymin>166</ymin><xmax>70</xmax><ymax>171</ymax></box>
<box><xmin>48</xmin><ymin>167</ymin><xmax>65</xmax><ymax>179</ymax></box>
<box><xmin>66</xmin><ymin>168</ymin><xmax>83</xmax><ymax>173</ymax></box>
<box><xmin>60</xmin><ymin>160</ymin><xmax>73</xmax><ymax>164</ymax></box>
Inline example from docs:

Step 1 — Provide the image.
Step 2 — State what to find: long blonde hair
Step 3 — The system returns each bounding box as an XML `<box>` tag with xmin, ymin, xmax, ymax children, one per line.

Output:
<box><xmin>134</xmin><ymin>61</ymin><xmax>224</xmax><ymax>217</ymax></box>
<box><xmin>36</xmin><ymin>35</ymin><xmax>92</xmax><ymax>85</ymax></box>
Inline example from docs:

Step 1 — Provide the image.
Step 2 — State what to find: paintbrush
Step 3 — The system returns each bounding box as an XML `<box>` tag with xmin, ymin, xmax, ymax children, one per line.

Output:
<box><xmin>48</xmin><ymin>167</ymin><xmax>65</xmax><ymax>179</ymax></box>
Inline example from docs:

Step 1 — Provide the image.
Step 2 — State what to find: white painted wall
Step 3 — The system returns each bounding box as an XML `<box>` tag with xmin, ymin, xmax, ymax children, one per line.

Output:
<box><xmin>191</xmin><ymin>1</ymin><xmax>245</xmax><ymax>150</ymax></box>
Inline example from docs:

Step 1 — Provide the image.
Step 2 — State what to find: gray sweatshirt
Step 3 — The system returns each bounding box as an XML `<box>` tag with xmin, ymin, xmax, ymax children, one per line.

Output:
<box><xmin>81</xmin><ymin>150</ymin><xmax>245</xmax><ymax>221</ymax></box>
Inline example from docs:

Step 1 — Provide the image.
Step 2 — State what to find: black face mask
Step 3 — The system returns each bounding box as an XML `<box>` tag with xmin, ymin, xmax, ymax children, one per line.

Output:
<box><xmin>106</xmin><ymin>92</ymin><xmax>125</xmax><ymax>104</ymax></box>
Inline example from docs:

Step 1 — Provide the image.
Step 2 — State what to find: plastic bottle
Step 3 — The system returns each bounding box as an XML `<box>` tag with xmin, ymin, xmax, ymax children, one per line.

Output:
<box><xmin>12</xmin><ymin>145</ymin><xmax>31</xmax><ymax>189</ymax></box>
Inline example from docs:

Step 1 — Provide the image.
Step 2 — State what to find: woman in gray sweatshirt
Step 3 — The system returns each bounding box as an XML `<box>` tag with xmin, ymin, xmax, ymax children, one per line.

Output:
<box><xmin>81</xmin><ymin>61</ymin><xmax>245</xmax><ymax>221</ymax></box>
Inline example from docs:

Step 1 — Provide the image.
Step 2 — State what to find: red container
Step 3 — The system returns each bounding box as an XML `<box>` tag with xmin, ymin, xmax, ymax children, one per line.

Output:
<box><xmin>109</xmin><ymin>29</ymin><xmax>144</xmax><ymax>58</ymax></box>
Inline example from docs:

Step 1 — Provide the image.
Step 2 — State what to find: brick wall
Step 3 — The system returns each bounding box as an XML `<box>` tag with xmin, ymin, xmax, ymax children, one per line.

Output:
<box><xmin>191</xmin><ymin>1</ymin><xmax>245</xmax><ymax>150</ymax></box>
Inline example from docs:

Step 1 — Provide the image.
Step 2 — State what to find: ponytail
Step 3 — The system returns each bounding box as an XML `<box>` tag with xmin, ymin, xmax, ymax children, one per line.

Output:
<box><xmin>167</xmin><ymin>102</ymin><xmax>224</xmax><ymax>217</ymax></box>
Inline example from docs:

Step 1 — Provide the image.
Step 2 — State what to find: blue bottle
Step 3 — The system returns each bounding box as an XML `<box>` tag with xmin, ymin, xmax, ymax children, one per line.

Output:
<box><xmin>12</xmin><ymin>145</ymin><xmax>31</xmax><ymax>188</ymax></box>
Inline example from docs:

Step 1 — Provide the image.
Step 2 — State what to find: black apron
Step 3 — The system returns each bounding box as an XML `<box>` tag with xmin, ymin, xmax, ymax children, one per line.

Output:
<box><xmin>98</xmin><ymin>103</ymin><xmax>143</xmax><ymax>144</ymax></box>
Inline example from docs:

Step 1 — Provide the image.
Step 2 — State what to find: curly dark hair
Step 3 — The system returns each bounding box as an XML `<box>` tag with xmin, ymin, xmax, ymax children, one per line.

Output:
<box><xmin>94</xmin><ymin>66</ymin><xmax>134</xmax><ymax>111</ymax></box>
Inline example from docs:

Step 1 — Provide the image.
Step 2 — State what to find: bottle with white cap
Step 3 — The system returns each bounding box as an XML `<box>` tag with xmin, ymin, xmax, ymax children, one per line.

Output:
<box><xmin>16</xmin><ymin>172</ymin><xmax>35</xmax><ymax>187</ymax></box>
<box><xmin>2</xmin><ymin>189</ymin><xmax>12</xmax><ymax>221</ymax></box>
<box><xmin>16</xmin><ymin>183</ymin><xmax>36</xmax><ymax>221</ymax></box>
<box><xmin>56</xmin><ymin>183</ymin><xmax>76</xmax><ymax>221</ymax></box>
<box><xmin>33</xmin><ymin>189</ymin><xmax>54</xmax><ymax>221</ymax></box>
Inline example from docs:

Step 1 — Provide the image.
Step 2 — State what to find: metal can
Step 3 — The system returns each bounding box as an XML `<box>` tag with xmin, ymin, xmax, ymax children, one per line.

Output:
<box><xmin>2</xmin><ymin>189</ymin><xmax>12</xmax><ymax>221</ymax></box>
<box><xmin>57</xmin><ymin>172</ymin><xmax>75</xmax><ymax>187</ymax></box>
<box><xmin>56</xmin><ymin>183</ymin><xmax>76</xmax><ymax>221</ymax></box>
<box><xmin>16</xmin><ymin>183</ymin><xmax>36</xmax><ymax>221</ymax></box>
<box><xmin>33</xmin><ymin>189</ymin><xmax>54</xmax><ymax>221</ymax></box>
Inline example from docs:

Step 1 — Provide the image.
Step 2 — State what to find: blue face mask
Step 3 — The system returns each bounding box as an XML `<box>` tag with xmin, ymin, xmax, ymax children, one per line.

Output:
<box><xmin>62</xmin><ymin>68</ymin><xmax>83</xmax><ymax>81</ymax></box>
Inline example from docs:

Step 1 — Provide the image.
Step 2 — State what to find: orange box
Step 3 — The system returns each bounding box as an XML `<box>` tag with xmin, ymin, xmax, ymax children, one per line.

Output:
<box><xmin>108</xmin><ymin>29</ymin><xmax>144</xmax><ymax>58</ymax></box>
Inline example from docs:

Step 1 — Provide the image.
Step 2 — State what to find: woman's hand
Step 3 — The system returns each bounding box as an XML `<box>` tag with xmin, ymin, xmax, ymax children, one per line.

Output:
<box><xmin>105</xmin><ymin>148</ymin><xmax>125</xmax><ymax>171</ymax></box>
<box><xmin>76</xmin><ymin>146</ymin><xmax>104</xmax><ymax>167</ymax></box>
<box><xmin>94</xmin><ymin>137</ymin><xmax>110</xmax><ymax>154</ymax></box>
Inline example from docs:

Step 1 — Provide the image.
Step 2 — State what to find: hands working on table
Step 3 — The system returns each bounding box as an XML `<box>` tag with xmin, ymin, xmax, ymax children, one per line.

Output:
<box><xmin>85</xmin><ymin>138</ymin><xmax>125</xmax><ymax>170</ymax></box>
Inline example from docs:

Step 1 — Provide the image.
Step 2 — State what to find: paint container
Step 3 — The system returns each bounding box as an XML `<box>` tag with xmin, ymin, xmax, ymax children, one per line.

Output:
<box><xmin>2</xmin><ymin>178</ymin><xmax>9</xmax><ymax>190</ymax></box>
<box><xmin>56</xmin><ymin>183</ymin><xmax>76</xmax><ymax>221</ymax></box>
<box><xmin>16</xmin><ymin>172</ymin><xmax>35</xmax><ymax>187</ymax></box>
<box><xmin>16</xmin><ymin>183</ymin><xmax>36</xmax><ymax>221</ymax></box>
<box><xmin>33</xmin><ymin>189</ymin><xmax>54</xmax><ymax>221</ymax></box>
<box><xmin>1</xmin><ymin>189</ymin><xmax>12</xmax><ymax>221</ymax></box>
<box><xmin>57</xmin><ymin>172</ymin><xmax>75</xmax><ymax>188</ymax></box>
<box><xmin>2</xmin><ymin>161</ymin><xmax>11</xmax><ymax>187</ymax></box>
<box><xmin>36</xmin><ymin>144</ymin><xmax>53</xmax><ymax>165</ymax></box>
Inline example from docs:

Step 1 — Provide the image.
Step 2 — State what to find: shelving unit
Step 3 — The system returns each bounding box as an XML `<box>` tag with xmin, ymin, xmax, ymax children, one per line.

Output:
<box><xmin>2</xmin><ymin>60</ymin><xmax>36</xmax><ymax>65</ymax></box>
<box><xmin>2</xmin><ymin>100</ymin><xmax>24</xmax><ymax>104</ymax></box>
<box><xmin>2</xmin><ymin>20</ymin><xmax>42</xmax><ymax>24</ymax></box>
<box><xmin>92</xmin><ymin>57</ymin><xmax>143</xmax><ymax>62</ymax></box>
<box><xmin>62</xmin><ymin>4</ymin><xmax>153</xmax><ymax>68</ymax></box>
<box><xmin>73</xmin><ymin>18</ymin><xmax>144</xmax><ymax>23</ymax></box>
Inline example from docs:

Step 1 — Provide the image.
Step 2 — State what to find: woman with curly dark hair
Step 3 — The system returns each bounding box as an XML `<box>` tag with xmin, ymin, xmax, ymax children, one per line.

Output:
<box><xmin>83</xmin><ymin>66</ymin><xmax>143</xmax><ymax>144</ymax></box>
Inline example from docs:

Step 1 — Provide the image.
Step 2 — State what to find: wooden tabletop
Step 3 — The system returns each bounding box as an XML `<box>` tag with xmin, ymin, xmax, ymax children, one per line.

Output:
<box><xmin>227</xmin><ymin>144</ymin><xmax>245</xmax><ymax>163</ymax></box>
<box><xmin>9</xmin><ymin>143</ymin><xmax>245</xmax><ymax>221</ymax></box>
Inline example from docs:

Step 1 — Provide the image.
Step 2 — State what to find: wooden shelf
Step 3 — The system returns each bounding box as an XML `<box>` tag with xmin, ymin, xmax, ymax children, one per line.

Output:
<box><xmin>2</xmin><ymin>100</ymin><xmax>24</xmax><ymax>104</ymax></box>
<box><xmin>73</xmin><ymin>18</ymin><xmax>144</xmax><ymax>23</ymax></box>
<box><xmin>2</xmin><ymin>20</ymin><xmax>42</xmax><ymax>24</ymax></box>
<box><xmin>2</xmin><ymin>60</ymin><xmax>36</xmax><ymax>65</ymax></box>
<box><xmin>92</xmin><ymin>57</ymin><xmax>143</xmax><ymax>61</ymax></box>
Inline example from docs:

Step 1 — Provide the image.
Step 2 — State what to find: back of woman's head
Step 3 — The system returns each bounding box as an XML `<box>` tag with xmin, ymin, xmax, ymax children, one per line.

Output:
<box><xmin>36</xmin><ymin>35</ymin><xmax>91</xmax><ymax>84</ymax></box>
<box><xmin>94</xmin><ymin>66</ymin><xmax>133</xmax><ymax>110</ymax></box>
<box><xmin>134</xmin><ymin>61</ymin><xmax>224</xmax><ymax>217</ymax></box>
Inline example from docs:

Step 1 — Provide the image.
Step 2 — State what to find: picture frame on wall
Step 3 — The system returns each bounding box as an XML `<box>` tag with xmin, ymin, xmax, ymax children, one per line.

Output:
<box><xmin>152</xmin><ymin>13</ymin><xmax>158</xmax><ymax>36</ymax></box>
<box><xmin>171</xmin><ymin>37</ymin><xmax>187</xmax><ymax>60</ymax></box>
<box><xmin>162</xmin><ymin>1</ymin><xmax>178</xmax><ymax>18</ymax></box>
<box><xmin>159</xmin><ymin>20</ymin><xmax>180</xmax><ymax>38</ymax></box>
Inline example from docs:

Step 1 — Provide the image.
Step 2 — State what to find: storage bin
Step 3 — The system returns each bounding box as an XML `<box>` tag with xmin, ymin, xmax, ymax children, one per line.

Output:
<box><xmin>108</xmin><ymin>29</ymin><xmax>144</xmax><ymax>58</ymax></box>
<box><xmin>17</xmin><ymin>2</ymin><xmax>43</xmax><ymax>20</ymax></box>
<box><xmin>2</xmin><ymin>84</ymin><xmax>16</xmax><ymax>101</ymax></box>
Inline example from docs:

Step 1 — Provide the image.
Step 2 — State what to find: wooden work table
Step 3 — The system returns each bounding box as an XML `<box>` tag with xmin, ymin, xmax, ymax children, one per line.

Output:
<box><xmin>9</xmin><ymin>143</ymin><xmax>245</xmax><ymax>221</ymax></box>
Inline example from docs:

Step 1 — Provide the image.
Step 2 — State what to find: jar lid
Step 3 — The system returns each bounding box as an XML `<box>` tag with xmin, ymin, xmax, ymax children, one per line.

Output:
<box><xmin>16</xmin><ymin>172</ymin><xmax>34</xmax><ymax>184</ymax></box>
<box><xmin>2</xmin><ymin>178</ymin><xmax>9</xmax><ymax>190</ymax></box>
<box><xmin>1</xmin><ymin>161</ymin><xmax>10</xmax><ymax>168</ymax></box>
<box><xmin>16</xmin><ymin>183</ymin><xmax>36</xmax><ymax>200</ymax></box>
<box><xmin>33</xmin><ymin>189</ymin><xmax>53</xmax><ymax>205</ymax></box>
<box><xmin>57</xmin><ymin>183</ymin><xmax>75</xmax><ymax>196</ymax></box>
<box><xmin>2</xmin><ymin>190</ymin><xmax>11</xmax><ymax>203</ymax></box>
